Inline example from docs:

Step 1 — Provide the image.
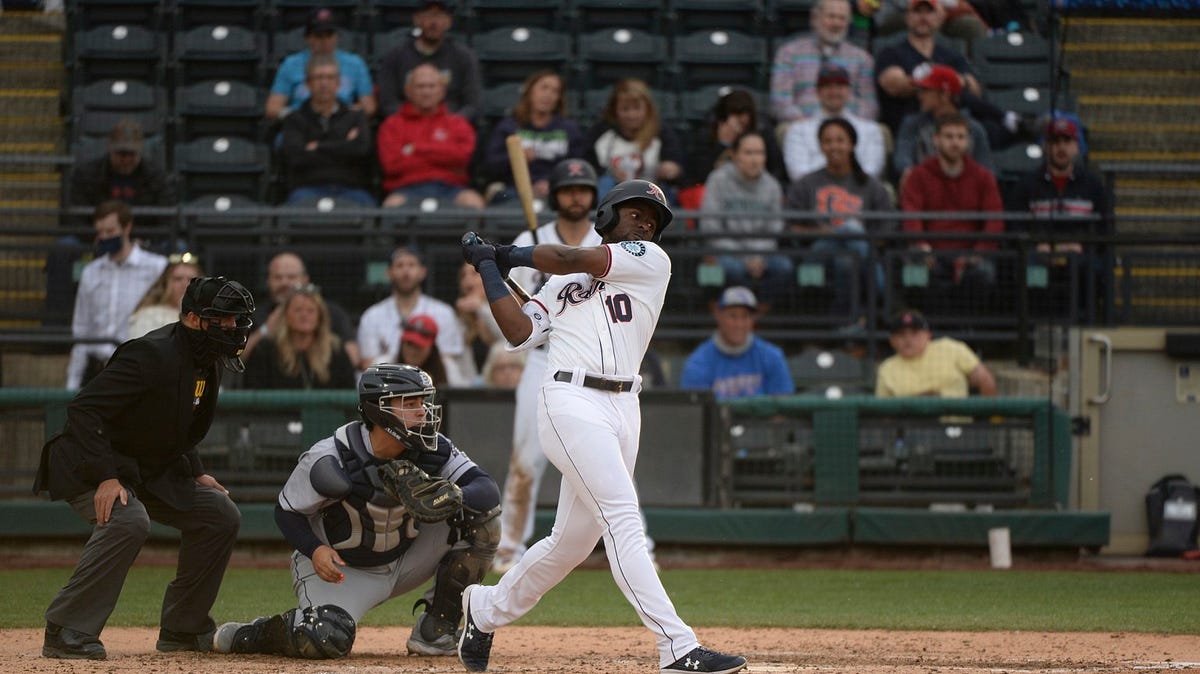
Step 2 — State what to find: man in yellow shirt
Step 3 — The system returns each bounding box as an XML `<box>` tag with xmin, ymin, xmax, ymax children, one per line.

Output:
<box><xmin>875</xmin><ymin>309</ymin><xmax>996</xmax><ymax>398</ymax></box>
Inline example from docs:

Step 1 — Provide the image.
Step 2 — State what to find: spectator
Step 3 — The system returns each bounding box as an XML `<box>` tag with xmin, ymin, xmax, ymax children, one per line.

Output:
<box><xmin>783</xmin><ymin>64</ymin><xmax>887</xmax><ymax>181</ymax></box>
<box><xmin>482</xmin><ymin>69</ymin><xmax>584</xmax><ymax>205</ymax></box>
<box><xmin>480</xmin><ymin>341</ymin><xmax>526</xmax><ymax>388</ymax></box>
<box><xmin>1009</xmin><ymin>117</ymin><xmax>1111</xmax><ymax>250</ymax></box>
<box><xmin>128</xmin><ymin>253</ymin><xmax>204</xmax><ymax>339</ymax></box>
<box><xmin>858</xmin><ymin>0</ymin><xmax>987</xmax><ymax>43</ymax></box>
<box><xmin>1008</xmin><ymin>117</ymin><xmax>1113</xmax><ymax>317</ymax></box>
<box><xmin>893</xmin><ymin>63</ymin><xmax>992</xmax><ymax>180</ymax></box>
<box><xmin>456</xmin><ymin>262</ymin><xmax>503</xmax><ymax>376</ymax></box>
<box><xmin>265</xmin><ymin>7</ymin><xmax>376</xmax><ymax>122</ymax></box>
<box><xmin>66</xmin><ymin>200</ymin><xmax>168</xmax><ymax>389</ymax></box>
<box><xmin>242</xmin><ymin>285</ymin><xmax>357</xmax><ymax>390</ymax></box>
<box><xmin>377</xmin><ymin>63</ymin><xmax>485</xmax><ymax>209</ymax></box>
<box><xmin>787</xmin><ymin>118</ymin><xmax>895</xmax><ymax>319</ymax></box>
<box><xmin>770</xmin><ymin>0</ymin><xmax>877</xmax><ymax>125</ymax></box>
<box><xmin>685</xmin><ymin>89</ymin><xmax>786</xmax><ymax>198</ymax></box>
<box><xmin>376</xmin><ymin>0</ymin><xmax>482</xmax><ymax>122</ymax></box>
<box><xmin>357</xmin><ymin>247</ymin><xmax>472</xmax><ymax>385</ymax></box>
<box><xmin>698</xmin><ymin>131</ymin><xmax>791</xmax><ymax>309</ymax></box>
<box><xmin>679</xmin><ymin>286</ymin><xmax>795</xmax><ymax>400</ymax></box>
<box><xmin>243</xmin><ymin>252</ymin><xmax>360</xmax><ymax>366</ymax></box>
<box><xmin>875</xmin><ymin>308</ymin><xmax>996</xmax><ymax>398</ymax></box>
<box><xmin>398</xmin><ymin>314</ymin><xmax>448</xmax><ymax>386</ymax></box>
<box><xmin>69</xmin><ymin>118</ymin><xmax>174</xmax><ymax>207</ymax></box>
<box><xmin>900</xmin><ymin>113</ymin><xmax>1004</xmax><ymax>304</ymax></box>
<box><xmin>584</xmin><ymin>78</ymin><xmax>685</xmax><ymax>201</ymax></box>
<box><xmin>278</xmin><ymin>54</ymin><xmax>375</xmax><ymax>206</ymax></box>
<box><xmin>873</xmin><ymin>0</ymin><xmax>982</xmax><ymax>135</ymax></box>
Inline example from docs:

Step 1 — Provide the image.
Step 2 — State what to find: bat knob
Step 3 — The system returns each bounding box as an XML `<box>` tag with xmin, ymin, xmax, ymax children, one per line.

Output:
<box><xmin>461</xmin><ymin>232</ymin><xmax>481</xmax><ymax>246</ymax></box>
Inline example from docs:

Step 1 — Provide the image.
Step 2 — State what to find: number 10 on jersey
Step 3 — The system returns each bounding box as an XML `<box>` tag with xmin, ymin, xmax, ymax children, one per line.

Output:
<box><xmin>605</xmin><ymin>293</ymin><xmax>633</xmax><ymax>323</ymax></box>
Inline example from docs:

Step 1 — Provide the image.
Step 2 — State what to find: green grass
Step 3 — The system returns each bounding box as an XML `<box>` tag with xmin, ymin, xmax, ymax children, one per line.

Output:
<box><xmin>5</xmin><ymin>567</ymin><xmax>1198</xmax><ymax>633</ymax></box>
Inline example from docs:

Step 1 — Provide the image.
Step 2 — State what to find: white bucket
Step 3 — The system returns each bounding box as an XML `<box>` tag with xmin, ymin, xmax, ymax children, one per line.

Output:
<box><xmin>988</xmin><ymin>527</ymin><xmax>1012</xmax><ymax>569</ymax></box>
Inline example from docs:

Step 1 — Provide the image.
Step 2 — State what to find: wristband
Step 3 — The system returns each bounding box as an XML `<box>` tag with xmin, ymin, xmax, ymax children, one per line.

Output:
<box><xmin>478</xmin><ymin>259</ymin><xmax>511</xmax><ymax>303</ymax></box>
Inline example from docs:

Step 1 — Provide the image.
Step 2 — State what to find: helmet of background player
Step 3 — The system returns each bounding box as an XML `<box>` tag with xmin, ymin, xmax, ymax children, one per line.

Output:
<box><xmin>593</xmin><ymin>179</ymin><xmax>674</xmax><ymax>243</ymax></box>
<box><xmin>358</xmin><ymin>363</ymin><xmax>442</xmax><ymax>453</ymax></box>
<box><xmin>547</xmin><ymin>158</ymin><xmax>598</xmax><ymax>212</ymax></box>
<box><xmin>180</xmin><ymin>276</ymin><xmax>256</xmax><ymax>372</ymax></box>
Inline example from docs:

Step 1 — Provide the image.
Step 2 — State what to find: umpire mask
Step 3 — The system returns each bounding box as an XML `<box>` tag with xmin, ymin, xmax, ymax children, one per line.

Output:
<box><xmin>181</xmin><ymin>276</ymin><xmax>256</xmax><ymax>371</ymax></box>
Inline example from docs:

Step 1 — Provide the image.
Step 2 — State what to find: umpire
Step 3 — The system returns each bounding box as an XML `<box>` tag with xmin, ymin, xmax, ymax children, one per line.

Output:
<box><xmin>34</xmin><ymin>276</ymin><xmax>256</xmax><ymax>660</ymax></box>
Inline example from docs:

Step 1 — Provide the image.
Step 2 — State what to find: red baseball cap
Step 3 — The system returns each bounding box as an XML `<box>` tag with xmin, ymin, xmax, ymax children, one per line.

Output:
<box><xmin>401</xmin><ymin>315</ymin><xmax>439</xmax><ymax>349</ymax></box>
<box><xmin>913</xmin><ymin>64</ymin><xmax>962</xmax><ymax>97</ymax></box>
<box><xmin>909</xmin><ymin>0</ymin><xmax>938</xmax><ymax>9</ymax></box>
<box><xmin>1046</xmin><ymin>117</ymin><xmax>1079</xmax><ymax>140</ymax></box>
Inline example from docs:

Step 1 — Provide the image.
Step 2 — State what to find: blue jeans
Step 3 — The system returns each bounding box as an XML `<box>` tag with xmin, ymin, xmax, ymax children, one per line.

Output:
<box><xmin>286</xmin><ymin>185</ymin><xmax>377</xmax><ymax>206</ymax></box>
<box><xmin>811</xmin><ymin>234</ymin><xmax>883</xmax><ymax>318</ymax></box>
<box><xmin>717</xmin><ymin>254</ymin><xmax>794</xmax><ymax>306</ymax></box>
<box><xmin>385</xmin><ymin>180</ymin><xmax>468</xmax><ymax>203</ymax></box>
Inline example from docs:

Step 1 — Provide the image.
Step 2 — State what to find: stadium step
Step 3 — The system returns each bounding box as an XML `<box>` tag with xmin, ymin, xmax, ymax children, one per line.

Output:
<box><xmin>1062</xmin><ymin>16</ymin><xmax>1200</xmax><ymax>44</ymax></box>
<box><xmin>0</xmin><ymin>10</ymin><xmax>66</xmax><ymax>36</ymax></box>
<box><xmin>0</xmin><ymin>62</ymin><xmax>64</xmax><ymax>89</ymax></box>
<box><xmin>1087</xmin><ymin>122</ymin><xmax>1200</xmax><ymax>156</ymax></box>
<box><xmin>1069</xmin><ymin>69</ymin><xmax>1200</xmax><ymax>98</ymax></box>
<box><xmin>0</xmin><ymin>34</ymin><xmax>62</xmax><ymax>63</ymax></box>
<box><xmin>0</xmin><ymin>89</ymin><xmax>60</xmax><ymax>120</ymax></box>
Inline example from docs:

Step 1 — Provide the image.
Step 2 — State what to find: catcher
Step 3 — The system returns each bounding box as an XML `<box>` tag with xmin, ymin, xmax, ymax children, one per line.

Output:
<box><xmin>214</xmin><ymin>363</ymin><xmax>500</xmax><ymax>659</ymax></box>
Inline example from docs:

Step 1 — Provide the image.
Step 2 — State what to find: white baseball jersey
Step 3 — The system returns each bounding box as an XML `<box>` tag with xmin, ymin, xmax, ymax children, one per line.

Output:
<box><xmin>510</xmin><ymin>240</ymin><xmax>670</xmax><ymax>379</ymax></box>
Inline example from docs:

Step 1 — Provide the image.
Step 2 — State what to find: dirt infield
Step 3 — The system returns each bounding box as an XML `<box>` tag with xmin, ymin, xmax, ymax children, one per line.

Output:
<box><xmin>7</xmin><ymin>626</ymin><xmax>1200</xmax><ymax>673</ymax></box>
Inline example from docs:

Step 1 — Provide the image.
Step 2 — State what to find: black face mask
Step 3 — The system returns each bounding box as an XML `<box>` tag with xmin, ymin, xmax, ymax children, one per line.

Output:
<box><xmin>183</xmin><ymin>320</ymin><xmax>250</xmax><ymax>371</ymax></box>
<box><xmin>183</xmin><ymin>323</ymin><xmax>219</xmax><ymax>368</ymax></box>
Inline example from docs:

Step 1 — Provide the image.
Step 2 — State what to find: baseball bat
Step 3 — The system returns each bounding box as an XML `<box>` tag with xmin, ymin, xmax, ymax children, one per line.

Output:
<box><xmin>461</xmin><ymin>231</ymin><xmax>533</xmax><ymax>304</ymax></box>
<box><xmin>505</xmin><ymin>134</ymin><xmax>538</xmax><ymax>233</ymax></box>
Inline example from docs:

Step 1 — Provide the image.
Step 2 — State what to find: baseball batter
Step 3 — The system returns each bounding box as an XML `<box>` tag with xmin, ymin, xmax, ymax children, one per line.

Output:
<box><xmin>494</xmin><ymin>158</ymin><xmax>603</xmax><ymax>572</ymax></box>
<box><xmin>458</xmin><ymin>180</ymin><xmax>747</xmax><ymax>674</ymax></box>
<box><xmin>214</xmin><ymin>364</ymin><xmax>501</xmax><ymax>659</ymax></box>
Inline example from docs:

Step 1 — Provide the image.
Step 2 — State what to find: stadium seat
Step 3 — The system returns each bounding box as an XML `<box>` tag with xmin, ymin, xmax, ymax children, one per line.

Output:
<box><xmin>787</xmin><ymin>346</ymin><xmax>868</xmax><ymax>390</ymax></box>
<box><xmin>767</xmin><ymin>0</ymin><xmax>816</xmax><ymax>38</ymax></box>
<box><xmin>173</xmin><ymin>0</ymin><xmax>262</xmax><ymax>32</ymax></box>
<box><xmin>271</xmin><ymin>26</ymin><xmax>368</xmax><ymax>69</ymax></box>
<box><xmin>570</xmin><ymin>0</ymin><xmax>665</xmax><ymax>35</ymax></box>
<box><xmin>470</xmin><ymin>26</ymin><xmax>573</xmax><ymax>87</ymax></box>
<box><xmin>371</xmin><ymin>26</ymin><xmax>417</xmax><ymax>63</ymax></box>
<box><xmin>985</xmin><ymin>87</ymin><xmax>1077</xmax><ymax>118</ymax></box>
<box><xmin>72</xmin><ymin>132</ymin><xmax>166</xmax><ymax>168</ymax></box>
<box><xmin>68</xmin><ymin>0</ymin><xmax>161</xmax><ymax>31</ymax></box>
<box><xmin>480</xmin><ymin>81</ymin><xmax>523</xmax><ymax>127</ymax></box>
<box><xmin>975</xmin><ymin>61</ymin><xmax>1052</xmax><ymax>91</ymax></box>
<box><xmin>576</xmin><ymin>27</ymin><xmax>669</xmax><ymax>90</ymax></box>
<box><xmin>174</xmin><ymin>135</ymin><xmax>270</xmax><ymax>201</ymax></box>
<box><xmin>72</xmin><ymin>108</ymin><xmax>166</xmax><ymax>144</ymax></box>
<box><xmin>69</xmin><ymin>79</ymin><xmax>166</xmax><ymax>144</ymax></box>
<box><xmin>992</xmin><ymin>142</ymin><xmax>1043</xmax><ymax>182</ymax></box>
<box><xmin>466</xmin><ymin>0</ymin><xmax>567</xmax><ymax>33</ymax></box>
<box><xmin>668</xmin><ymin>0</ymin><xmax>764</xmax><ymax>35</ymax></box>
<box><xmin>181</xmin><ymin>193</ymin><xmax>271</xmax><ymax>244</ymax></box>
<box><xmin>174</xmin><ymin>24</ymin><xmax>265</xmax><ymax>85</ymax></box>
<box><xmin>672</xmin><ymin>29</ymin><xmax>768</xmax><ymax>90</ymax></box>
<box><xmin>679</xmin><ymin>84</ymin><xmax>769</xmax><ymax>124</ymax></box>
<box><xmin>174</xmin><ymin>79</ymin><xmax>265</xmax><ymax>141</ymax></box>
<box><xmin>971</xmin><ymin>31</ymin><xmax>1052</xmax><ymax>65</ymax></box>
<box><xmin>71</xmin><ymin>24</ymin><xmax>164</xmax><ymax>85</ymax></box>
<box><xmin>370</xmin><ymin>0</ymin><xmax>426</xmax><ymax>33</ymax></box>
<box><xmin>271</xmin><ymin>0</ymin><xmax>360</xmax><ymax>32</ymax></box>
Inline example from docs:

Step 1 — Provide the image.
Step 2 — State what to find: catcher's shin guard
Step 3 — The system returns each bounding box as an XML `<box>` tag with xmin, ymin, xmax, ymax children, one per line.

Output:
<box><xmin>418</xmin><ymin>510</ymin><xmax>501</xmax><ymax>634</ymax></box>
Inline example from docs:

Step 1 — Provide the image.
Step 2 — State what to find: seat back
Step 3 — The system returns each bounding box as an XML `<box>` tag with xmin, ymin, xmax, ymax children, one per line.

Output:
<box><xmin>471</xmin><ymin>25</ymin><xmax>573</xmax><ymax>86</ymax></box>
<box><xmin>577</xmin><ymin>27</ymin><xmax>669</xmax><ymax>89</ymax></box>
<box><xmin>673</xmin><ymin>29</ymin><xmax>768</xmax><ymax>89</ymax></box>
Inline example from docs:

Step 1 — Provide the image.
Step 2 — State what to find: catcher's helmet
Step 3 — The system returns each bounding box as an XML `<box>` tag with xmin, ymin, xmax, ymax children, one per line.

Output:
<box><xmin>593</xmin><ymin>179</ymin><xmax>673</xmax><ymax>243</ymax></box>
<box><xmin>181</xmin><ymin>276</ymin><xmax>255</xmax><ymax>371</ymax></box>
<box><xmin>547</xmin><ymin>158</ymin><xmax>597</xmax><ymax>212</ymax></box>
<box><xmin>358</xmin><ymin>364</ymin><xmax>442</xmax><ymax>452</ymax></box>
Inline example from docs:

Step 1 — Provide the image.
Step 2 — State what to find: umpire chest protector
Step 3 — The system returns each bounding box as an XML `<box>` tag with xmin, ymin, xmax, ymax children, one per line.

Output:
<box><xmin>310</xmin><ymin>422</ymin><xmax>417</xmax><ymax>566</ymax></box>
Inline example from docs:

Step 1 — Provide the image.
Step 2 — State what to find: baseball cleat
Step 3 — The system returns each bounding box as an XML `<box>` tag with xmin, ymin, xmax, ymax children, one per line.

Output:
<box><xmin>42</xmin><ymin>622</ymin><xmax>106</xmax><ymax>660</ymax></box>
<box><xmin>407</xmin><ymin>612</ymin><xmax>460</xmax><ymax>656</ymax></box>
<box><xmin>661</xmin><ymin>646</ymin><xmax>748</xmax><ymax>674</ymax></box>
<box><xmin>457</xmin><ymin>584</ymin><xmax>493</xmax><ymax>671</ymax></box>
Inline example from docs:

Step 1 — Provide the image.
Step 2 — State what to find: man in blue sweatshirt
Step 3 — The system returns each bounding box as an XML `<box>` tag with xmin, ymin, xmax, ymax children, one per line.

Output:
<box><xmin>679</xmin><ymin>286</ymin><xmax>795</xmax><ymax>399</ymax></box>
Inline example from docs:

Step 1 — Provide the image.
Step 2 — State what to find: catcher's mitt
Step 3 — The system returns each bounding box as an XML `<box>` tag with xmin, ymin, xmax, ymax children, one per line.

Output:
<box><xmin>378</xmin><ymin>459</ymin><xmax>463</xmax><ymax>523</ymax></box>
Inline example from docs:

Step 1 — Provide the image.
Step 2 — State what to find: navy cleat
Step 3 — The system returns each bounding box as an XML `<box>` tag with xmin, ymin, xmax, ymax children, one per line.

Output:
<box><xmin>456</xmin><ymin>585</ymin><xmax>494</xmax><ymax>671</ymax></box>
<box><xmin>661</xmin><ymin>646</ymin><xmax>748</xmax><ymax>674</ymax></box>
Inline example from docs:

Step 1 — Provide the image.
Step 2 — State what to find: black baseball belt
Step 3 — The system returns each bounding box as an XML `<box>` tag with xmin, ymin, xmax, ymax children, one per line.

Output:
<box><xmin>553</xmin><ymin>370</ymin><xmax>634</xmax><ymax>393</ymax></box>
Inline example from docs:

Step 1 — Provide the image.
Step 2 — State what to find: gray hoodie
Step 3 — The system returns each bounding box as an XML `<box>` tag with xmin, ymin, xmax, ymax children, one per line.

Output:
<box><xmin>698</xmin><ymin>161</ymin><xmax>785</xmax><ymax>253</ymax></box>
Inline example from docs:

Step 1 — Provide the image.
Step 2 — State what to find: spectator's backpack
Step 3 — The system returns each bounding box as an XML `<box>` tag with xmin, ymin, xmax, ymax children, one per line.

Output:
<box><xmin>1145</xmin><ymin>474</ymin><xmax>1200</xmax><ymax>557</ymax></box>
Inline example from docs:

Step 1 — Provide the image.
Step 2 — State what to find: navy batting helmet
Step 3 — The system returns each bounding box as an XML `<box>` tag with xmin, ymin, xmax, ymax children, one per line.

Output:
<box><xmin>358</xmin><ymin>363</ymin><xmax>442</xmax><ymax>453</ymax></box>
<box><xmin>547</xmin><ymin>159</ymin><xmax>597</xmax><ymax>212</ymax></box>
<box><xmin>593</xmin><ymin>179</ymin><xmax>673</xmax><ymax>243</ymax></box>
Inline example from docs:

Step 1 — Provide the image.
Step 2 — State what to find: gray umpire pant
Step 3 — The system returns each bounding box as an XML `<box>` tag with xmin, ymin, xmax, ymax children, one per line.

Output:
<box><xmin>44</xmin><ymin>485</ymin><xmax>240</xmax><ymax>637</ymax></box>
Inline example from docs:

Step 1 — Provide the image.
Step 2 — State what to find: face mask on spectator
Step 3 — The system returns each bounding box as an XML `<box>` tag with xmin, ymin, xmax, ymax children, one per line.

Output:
<box><xmin>95</xmin><ymin>235</ymin><xmax>122</xmax><ymax>256</ymax></box>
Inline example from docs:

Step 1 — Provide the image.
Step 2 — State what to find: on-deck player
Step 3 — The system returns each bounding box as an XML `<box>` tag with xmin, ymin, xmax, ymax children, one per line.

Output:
<box><xmin>213</xmin><ymin>364</ymin><xmax>501</xmax><ymax>659</ymax></box>
<box><xmin>493</xmin><ymin>158</ymin><xmax>603</xmax><ymax>573</ymax></box>
<box><xmin>458</xmin><ymin>180</ymin><xmax>748</xmax><ymax>674</ymax></box>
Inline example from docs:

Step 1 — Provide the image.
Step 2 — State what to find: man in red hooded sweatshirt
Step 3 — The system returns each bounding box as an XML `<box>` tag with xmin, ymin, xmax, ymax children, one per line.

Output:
<box><xmin>900</xmin><ymin>111</ymin><xmax>1003</xmax><ymax>305</ymax></box>
<box><xmin>377</xmin><ymin>62</ymin><xmax>485</xmax><ymax>209</ymax></box>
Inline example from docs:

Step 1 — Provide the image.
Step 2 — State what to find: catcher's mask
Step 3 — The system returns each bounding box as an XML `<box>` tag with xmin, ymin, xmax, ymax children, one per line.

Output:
<box><xmin>358</xmin><ymin>364</ymin><xmax>442</xmax><ymax>452</ymax></box>
<box><xmin>593</xmin><ymin>179</ymin><xmax>673</xmax><ymax>243</ymax></box>
<box><xmin>181</xmin><ymin>276</ymin><xmax>255</xmax><ymax>371</ymax></box>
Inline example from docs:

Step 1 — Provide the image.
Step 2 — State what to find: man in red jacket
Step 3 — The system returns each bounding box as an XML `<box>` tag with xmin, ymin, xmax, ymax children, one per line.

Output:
<box><xmin>900</xmin><ymin>112</ymin><xmax>1003</xmax><ymax>304</ymax></box>
<box><xmin>377</xmin><ymin>63</ymin><xmax>485</xmax><ymax>209</ymax></box>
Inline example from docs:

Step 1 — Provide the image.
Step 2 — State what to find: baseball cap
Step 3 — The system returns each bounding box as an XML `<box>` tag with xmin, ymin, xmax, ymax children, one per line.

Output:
<box><xmin>305</xmin><ymin>7</ymin><xmax>338</xmax><ymax>34</ymax></box>
<box><xmin>889</xmin><ymin>309</ymin><xmax>930</xmax><ymax>333</ymax></box>
<box><xmin>913</xmin><ymin>64</ymin><xmax>962</xmax><ymax>97</ymax></box>
<box><xmin>909</xmin><ymin>0</ymin><xmax>938</xmax><ymax>9</ymax></box>
<box><xmin>816</xmin><ymin>64</ymin><xmax>851</xmax><ymax>88</ymax></box>
<box><xmin>108</xmin><ymin>118</ymin><xmax>144</xmax><ymax>153</ymax></box>
<box><xmin>402</xmin><ymin>315</ymin><xmax>439</xmax><ymax>349</ymax></box>
<box><xmin>419</xmin><ymin>0</ymin><xmax>454</xmax><ymax>11</ymax></box>
<box><xmin>1046</xmin><ymin>117</ymin><xmax>1079</xmax><ymax>140</ymax></box>
<box><xmin>717</xmin><ymin>286</ymin><xmax>757</xmax><ymax>310</ymax></box>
